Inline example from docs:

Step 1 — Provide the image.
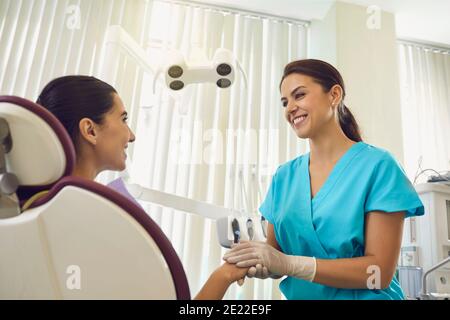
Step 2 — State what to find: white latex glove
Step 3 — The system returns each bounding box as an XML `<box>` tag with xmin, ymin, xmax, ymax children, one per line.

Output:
<box><xmin>223</xmin><ymin>241</ymin><xmax>317</xmax><ymax>282</ymax></box>
<box><xmin>247</xmin><ymin>264</ymin><xmax>270</xmax><ymax>279</ymax></box>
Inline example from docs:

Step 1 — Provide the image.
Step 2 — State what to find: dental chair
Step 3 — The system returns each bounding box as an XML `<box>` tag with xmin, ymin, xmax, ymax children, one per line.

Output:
<box><xmin>0</xmin><ymin>96</ymin><xmax>190</xmax><ymax>299</ymax></box>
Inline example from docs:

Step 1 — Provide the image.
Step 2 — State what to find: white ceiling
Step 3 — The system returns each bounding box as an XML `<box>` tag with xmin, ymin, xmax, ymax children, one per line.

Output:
<box><xmin>194</xmin><ymin>0</ymin><xmax>450</xmax><ymax>46</ymax></box>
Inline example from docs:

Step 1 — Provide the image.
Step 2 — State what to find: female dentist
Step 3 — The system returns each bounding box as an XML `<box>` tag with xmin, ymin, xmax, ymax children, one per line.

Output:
<box><xmin>224</xmin><ymin>59</ymin><xmax>424</xmax><ymax>300</ymax></box>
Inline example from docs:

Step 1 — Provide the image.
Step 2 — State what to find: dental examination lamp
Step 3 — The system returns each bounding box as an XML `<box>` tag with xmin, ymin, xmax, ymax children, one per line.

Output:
<box><xmin>102</xmin><ymin>26</ymin><xmax>246</xmax><ymax>97</ymax></box>
<box><xmin>152</xmin><ymin>48</ymin><xmax>247</xmax><ymax>92</ymax></box>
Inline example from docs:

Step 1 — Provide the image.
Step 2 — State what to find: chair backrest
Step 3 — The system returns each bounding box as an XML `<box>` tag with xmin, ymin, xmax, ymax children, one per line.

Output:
<box><xmin>0</xmin><ymin>96</ymin><xmax>190</xmax><ymax>299</ymax></box>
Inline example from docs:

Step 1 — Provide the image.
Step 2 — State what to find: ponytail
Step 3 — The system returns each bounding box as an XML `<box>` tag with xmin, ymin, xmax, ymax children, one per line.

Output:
<box><xmin>338</xmin><ymin>103</ymin><xmax>362</xmax><ymax>142</ymax></box>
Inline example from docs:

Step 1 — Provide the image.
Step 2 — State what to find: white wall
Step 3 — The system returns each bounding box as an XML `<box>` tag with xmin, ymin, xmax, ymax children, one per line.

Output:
<box><xmin>309</xmin><ymin>1</ymin><xmax>405</xmax><ymax>163</ymax></box>
<box><xmin>308</xmin><ymin>4</ymin><xmax>337</xmax><ymax>65</ymax></box>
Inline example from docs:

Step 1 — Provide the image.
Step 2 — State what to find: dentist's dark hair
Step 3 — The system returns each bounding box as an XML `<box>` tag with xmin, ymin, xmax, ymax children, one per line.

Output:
<box><xmin>280</xmin><ymin>59</ymin><xmax>362</xmax><ymax>142</ymax></box>
<box><xmin>36</xmin><ymin>75</ymin><xmax>117</xmax><ymax>150</ymax></box>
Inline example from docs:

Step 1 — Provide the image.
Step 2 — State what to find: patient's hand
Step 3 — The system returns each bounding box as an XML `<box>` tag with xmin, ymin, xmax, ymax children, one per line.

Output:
<box><xmin>194</xmin><ymin>263</ymin><xmax>249</xmax><ymax>300</ymax></box>
<box><xmin>216</xmin><ymin>262</ymin><xmax>249</xmax><ymax>285</ymax></box>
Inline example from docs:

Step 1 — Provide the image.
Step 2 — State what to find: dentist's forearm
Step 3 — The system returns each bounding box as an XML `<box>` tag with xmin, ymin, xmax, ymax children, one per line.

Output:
<box><xmin>313</xmin><ymin>256</ymin><xmax>395</xmax><ymax>290</ymax></box>
<box><xmin>313</xmin><ymin>211</ymin><xmax>404</xmax><ymax>290</ymax></box>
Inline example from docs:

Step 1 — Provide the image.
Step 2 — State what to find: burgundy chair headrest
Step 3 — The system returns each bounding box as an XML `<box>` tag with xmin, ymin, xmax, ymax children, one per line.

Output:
<box><xmin>0</xmin><ymin>95</ymin><xmax>76</xmax><ymax>200</ymax></box>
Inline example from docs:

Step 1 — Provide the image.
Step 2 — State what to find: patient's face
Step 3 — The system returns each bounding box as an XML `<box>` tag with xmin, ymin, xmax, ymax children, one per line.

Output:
<box><xmin>280</xmin><ymin>74</ymin><xmax>335</xmax><ymax>139</ymax></box>
<box><xmin>95</xmin><ymin>93</ymin><xmax>135</xmax><ymax>171</ymax></box>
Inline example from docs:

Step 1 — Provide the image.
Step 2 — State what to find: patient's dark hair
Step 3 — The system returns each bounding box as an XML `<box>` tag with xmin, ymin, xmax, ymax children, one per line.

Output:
<box><xmin>280</xmin><ymin>59</ymin><xmax>362</xmax><ymax>142</ymax></box>
<box><xmin>36</xmin><ymin>75</ymin><xmax>117</xmax><ymax>149</ymax></box>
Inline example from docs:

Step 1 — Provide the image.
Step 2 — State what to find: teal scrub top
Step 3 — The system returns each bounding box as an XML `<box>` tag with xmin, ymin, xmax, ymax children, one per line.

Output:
<box><xmin>259</xmin><ymin>142</ymin><xmax>424</xmax><ymax>300</ymax></box>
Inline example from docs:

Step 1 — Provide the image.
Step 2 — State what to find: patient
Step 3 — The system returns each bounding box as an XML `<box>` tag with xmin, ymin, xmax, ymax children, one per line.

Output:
<box><xmin>36</xmin><ymin>75</ymin><xmax>247</xmax><ymax>300</ymax></box>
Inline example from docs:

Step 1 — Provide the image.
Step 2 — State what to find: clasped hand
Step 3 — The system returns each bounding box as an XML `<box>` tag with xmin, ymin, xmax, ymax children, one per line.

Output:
<box><xmin>223</xmin><ymin>241</ymin><xmax>316</xmax><ymax>282</ymax></box>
